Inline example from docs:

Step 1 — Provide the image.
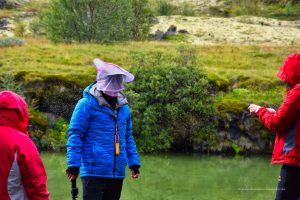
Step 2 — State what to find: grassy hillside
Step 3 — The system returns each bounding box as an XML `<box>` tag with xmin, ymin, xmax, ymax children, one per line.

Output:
<box><xmin>1</xmin><ymin>38</ymin><xmax>299</xmax><ymax>111</ymax></box>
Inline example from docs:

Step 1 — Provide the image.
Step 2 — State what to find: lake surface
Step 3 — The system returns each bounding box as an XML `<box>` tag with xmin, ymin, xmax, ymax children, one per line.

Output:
<box><xmin>42</xmin><ymin>153</ymin><xmax>281</xmax><ymax>200</ymax></box>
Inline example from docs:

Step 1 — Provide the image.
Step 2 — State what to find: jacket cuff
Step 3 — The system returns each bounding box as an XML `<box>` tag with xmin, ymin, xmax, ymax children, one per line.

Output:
<box><xmin>66</xmin><ymin>167</ymin><xmax>80</xmax><ymax>175</ymax></box>
<box><xmin>129</xmin><ymin>165</ymin><xmax>140</xmax><ymax>174</ymax></box>
<box><xmin>256</xmin><ymin>106</ymin><xmax>266</xmax><ymax>116</ymax></box>
<box><xmin>129</xmin><ymin>165</ymin><xmax>140</xmax><ymax>169</ymax></box>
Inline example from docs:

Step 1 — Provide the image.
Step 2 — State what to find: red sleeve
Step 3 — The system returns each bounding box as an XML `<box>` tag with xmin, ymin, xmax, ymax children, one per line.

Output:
<box><xmin>17</xmin><ymin>139</ymin><xmax>50</xmax><ymax>200</ymax></box>
<box><xmin>257</xmin><ymin>89</ymin><xmax>300</xmax><ymax>133</ymax></box>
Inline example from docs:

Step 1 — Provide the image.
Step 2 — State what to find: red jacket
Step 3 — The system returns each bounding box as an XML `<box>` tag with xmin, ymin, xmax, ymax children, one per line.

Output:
<box><xmin>257</xmin><ymin>54</ymin><xmax>300</xmax><ymax>166</ymax></box>
<box><xmin>0</xmin><ymin>91</ymin><xmax>50</xmax><ymax>200</ymax></box>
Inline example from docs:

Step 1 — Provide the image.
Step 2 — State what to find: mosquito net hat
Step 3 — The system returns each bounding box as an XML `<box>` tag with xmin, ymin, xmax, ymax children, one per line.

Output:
<box><xmin>93</xmin><ymin>58</ymin><xmax>134</xmax><ymax>96</ymax></box>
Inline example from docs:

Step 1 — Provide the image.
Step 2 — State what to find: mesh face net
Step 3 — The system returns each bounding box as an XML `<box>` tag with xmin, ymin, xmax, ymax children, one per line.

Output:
<box><xmin>96</xmin><ymin>75</ymin><xmax>125</xmax><ymax>96</ymax></box>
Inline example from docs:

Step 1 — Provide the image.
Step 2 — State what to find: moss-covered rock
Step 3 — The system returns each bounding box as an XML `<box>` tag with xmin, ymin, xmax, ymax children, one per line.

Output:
<box><xmin>29</xmin><ymin>108</ymin><xmax>48</xmax><ymax>131</ymax></box>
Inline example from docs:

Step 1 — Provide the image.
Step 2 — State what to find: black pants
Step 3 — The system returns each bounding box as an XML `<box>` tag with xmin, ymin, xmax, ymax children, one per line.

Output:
<box><xmin>275</xmin><ymin>164</ymin><xmax>300</xmax><ymax>200</ymax></box>
<box><xmin>81</xmin><ymin>177</ymin><xmax>123</xmax><ymax>200</ymax></box>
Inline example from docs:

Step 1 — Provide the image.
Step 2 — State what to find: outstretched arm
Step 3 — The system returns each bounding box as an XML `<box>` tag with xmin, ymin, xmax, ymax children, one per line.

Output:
<box><xmin>249</xmin><ymin>89</ymin><xmax>300</xmax><ymax>132</ymax></box>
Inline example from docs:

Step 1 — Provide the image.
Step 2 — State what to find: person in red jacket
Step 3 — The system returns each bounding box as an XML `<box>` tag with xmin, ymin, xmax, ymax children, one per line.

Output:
<box><xmin>249</xmin><ymin>54</ymin><xmax>300</xmax><ymax>200</ymax></box>
<box><xmin>0</xmin><ymin>91</ymin><xmax>50</xmax><ymax>200</ymax></box>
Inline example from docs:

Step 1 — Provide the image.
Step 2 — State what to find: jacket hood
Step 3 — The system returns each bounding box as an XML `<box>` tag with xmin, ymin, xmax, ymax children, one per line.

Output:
<box><xmin>277</xmin><ymin>54</ymin><xmax>300</xmax><ymax>85</ymax></box>
<box><xmin>0</xmin><ymin>91</ymin><xmax>29</xmax><ymax>134</ymax></box>
<box><xmin>83</xmin><ymin>82</ymin><xmax>96</xmax><ymax>98</ymax></box>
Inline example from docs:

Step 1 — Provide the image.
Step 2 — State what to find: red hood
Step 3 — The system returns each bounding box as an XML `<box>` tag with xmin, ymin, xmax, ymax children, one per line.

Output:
<box><xmin>0</xmin><ymin>91</ymin><xmax>29</xmax><ymax>134</ymax></box>
<box><xmin>277</xmin><ymin>54</ymin><xmax>300</xmax><ymax>85</ymax></box>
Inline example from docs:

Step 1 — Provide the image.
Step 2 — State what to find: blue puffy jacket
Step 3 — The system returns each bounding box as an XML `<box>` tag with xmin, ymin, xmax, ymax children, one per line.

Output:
<box><xmin>67</xmin><ymin>82</ymin><xmax>140</xmax><ymax>178</ymax></box>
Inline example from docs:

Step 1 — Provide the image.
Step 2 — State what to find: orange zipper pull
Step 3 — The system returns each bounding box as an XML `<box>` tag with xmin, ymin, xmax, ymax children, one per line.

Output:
<box><xmin>115</xmin><ymin>135</ymin><xmax>120</xmax><ymax>155</ymax></box>
<box><xmin>115</xmin><ymin>124</ymin><xmax>120</xmax><ymax>155</ymax></box>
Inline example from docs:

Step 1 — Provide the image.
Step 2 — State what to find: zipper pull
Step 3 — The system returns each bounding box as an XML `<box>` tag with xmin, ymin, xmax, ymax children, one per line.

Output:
<box><xmin>115</xmin><ymin>130</ymin><xmax>120</xmax><ymax>155</ymax></box>
<box><xmin>114</xmin><ymin>110</ymin><xmax>120</xmax><ymax>155</ymax></box>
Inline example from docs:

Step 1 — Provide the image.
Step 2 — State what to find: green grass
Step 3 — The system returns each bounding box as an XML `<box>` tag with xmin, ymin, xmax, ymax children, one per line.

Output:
<box><xmin>1</xmin><ymin>39</ymin><xmax>299</xmax><ymax>113</ymax></box>
<box><xmin>0</xmin><ymin>39</ymin><xmax>298</xmax><ymax>82</ymax></box>
<box><xmin>42</xmin><ymin>153</ymin><xmax>281</xmax><ymax>200</ymax></box>
<box><xmin>0</xmin><ymin>9</ymin><xmax>13</xmax><ymax>18</ymax></box>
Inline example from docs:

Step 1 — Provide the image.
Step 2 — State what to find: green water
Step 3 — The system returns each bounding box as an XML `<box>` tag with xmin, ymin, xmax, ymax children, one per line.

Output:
<box><xmin>42</xmin><ymin>153</ymin><xmax>281</xmax><ymax>200</ymax></box>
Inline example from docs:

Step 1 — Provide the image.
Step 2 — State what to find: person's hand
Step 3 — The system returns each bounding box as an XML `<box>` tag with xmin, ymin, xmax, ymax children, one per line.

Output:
<box><xmin>267</xmin><ymin>107</ymin><xmax>276</xmax><ymax>113</ymax></box>
<box><xmin>131</xmin><ymin>169</ymin><xmax>140</xmax><ymax>179</ymax></box>
<box><xmin>66</xmin><ymin>167</ymin><xmax>79</xmax><ymax>181</ymax></box>
<box><xmin>248</xmin><ymin>104</ymin><xmax>261</xmax><ymax>115</ymax></box>
<box><xmin>130</xmin><ymin>165</ymin><xmax>140</xmax><ymax>179</ymax></box>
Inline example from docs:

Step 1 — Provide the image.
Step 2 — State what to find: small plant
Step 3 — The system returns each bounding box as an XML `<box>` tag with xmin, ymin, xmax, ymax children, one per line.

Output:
<box><xmin>14</xmin><ymin>22</ymin><xmax>26</xmax><ymax>37</ymax></box>
<box><xmin>181</xmin><ymin>3</ymin><xmax>196</xmax><ymax>16</ymax></box>
<box><xmin>232</xmin><ymin>143</ymin><xmax>243</xmax><ymax>155</ymax></box>
<box><xmin>0</xmin><ymin>37</ymin><xmax>25</xmax><ymax>48</ymax></box>
<box><xmin>164</xmin><ymin>33</ymin><xmax>188</xmax><ymax>42</ymax></box>
<box><xmin>29</xmin><ymin>17</ymin><xmax>46</xmax><ymax>36</ymax></box>
<box><xmin>0</xmin><ymin>73</ymin><xmax>24</xmax><ymax>95</ymax></box>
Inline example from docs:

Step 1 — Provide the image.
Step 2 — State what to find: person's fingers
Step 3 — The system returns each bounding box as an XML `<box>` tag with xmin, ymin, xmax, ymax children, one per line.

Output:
<box><xmin>248</xmin><ymin>105</ymin><xmax>254</xmax><ymax>112</ymax></box>
<box><xmin>248</xmin><ymin>104</ymin><xmax>258</xmax><ymax>112</ymax></box>
<box><xmin>67</xmin><ymin>174</ymin><xmax>78</xmax><ymax>181</ymax></box>
<box><xmin>69</xmin><ymin>175</ymin><xmax>75</xmax><ymax>181</ymax></box>
<box><xmin>66</xmin><ymin>173</ymin><xmax>71</xmax><ymax>178</ymax></box>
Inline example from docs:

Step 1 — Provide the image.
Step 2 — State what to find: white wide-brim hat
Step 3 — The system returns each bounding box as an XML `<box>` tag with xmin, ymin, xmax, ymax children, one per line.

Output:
<box><xmin>93</xmin><ymin>58</ymin><xmax>134</xmax><ymax>82</ymax></box>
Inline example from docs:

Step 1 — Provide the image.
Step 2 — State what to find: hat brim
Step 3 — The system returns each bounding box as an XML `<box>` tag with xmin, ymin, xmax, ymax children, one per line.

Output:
<box><xmin>93</xmin><ymin>59</ymin><xmax>134</xmax><ymax>82</ymax></box>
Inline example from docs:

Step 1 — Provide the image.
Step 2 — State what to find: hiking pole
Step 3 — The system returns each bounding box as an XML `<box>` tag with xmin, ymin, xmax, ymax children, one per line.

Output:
<box><xmin>71</xmin><ymin>179</ymin><xmax>78</xmax><ymax>200</ymax></box>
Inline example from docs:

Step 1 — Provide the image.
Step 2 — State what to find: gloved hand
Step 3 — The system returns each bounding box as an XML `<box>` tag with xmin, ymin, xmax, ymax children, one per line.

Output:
<box><xmin>129</xmin><ymin>165</ymin><xmax>140</xmax><ymax>179</ymax></box>
<box><xmin>66</xmin><ymin>167</ymin><xmax>79</xmax><ymax>181</ymax></box>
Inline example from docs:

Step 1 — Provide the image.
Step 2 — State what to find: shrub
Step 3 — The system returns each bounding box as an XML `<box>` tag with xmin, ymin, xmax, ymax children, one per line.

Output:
<box><xmin>131</xmin><ymin>0</ymin><xmax>153</xmax><ymax>40</ymax></box>
<box><xmin>181</xmin><ymin>3</ymin><xmax>196</xmax><ymax>16</ymax></box>
<box><xmin>229</xmin><ymin>0</ymin><xmax>264</xmax><ymax>16</ymax></box>
<box><xmin>43</xmin><ymin>0</ymin><xmax>133</xmax><ymax>42</ymax></box>
<box><xmin>0</xmin><ymin>73</ymin><xmax>24</xmax><ymax>94</ymax></box>
<box><xmin>43</xmin><ymin>0</ymin><xmax>152</xmax><ymax>42</ymax></box>
<box><xmin>0</xmin><ymin>37</ymin><xmax>25</xmax><ymax>48</ymax></box>
<box><xmin>126</xmin><ymin>47</ymin><xmax>217</xmax><ymax>152</ymax></box>
<box><xmin>44</xmin><ymin>118</ymin><xmax>68</xmax><ymax>151</ymax></box>
<box><xmin>156</xmin><ymin>0</ymin><xmax>177</xmax><ymax>16</ymax></box>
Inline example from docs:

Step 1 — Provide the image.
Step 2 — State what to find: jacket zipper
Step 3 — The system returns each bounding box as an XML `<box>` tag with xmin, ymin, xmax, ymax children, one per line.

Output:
<box><xmin>113</xmin><ymin>110</ymin><xmax>118</xmax><ymax>177</ymax></box>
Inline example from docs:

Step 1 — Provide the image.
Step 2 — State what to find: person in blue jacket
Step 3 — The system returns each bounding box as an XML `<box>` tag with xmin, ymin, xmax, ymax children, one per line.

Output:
<box><xmin>66</xmin><ymin>59</ymin><xmax>141</xmax><ymax>200</ymax></box>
